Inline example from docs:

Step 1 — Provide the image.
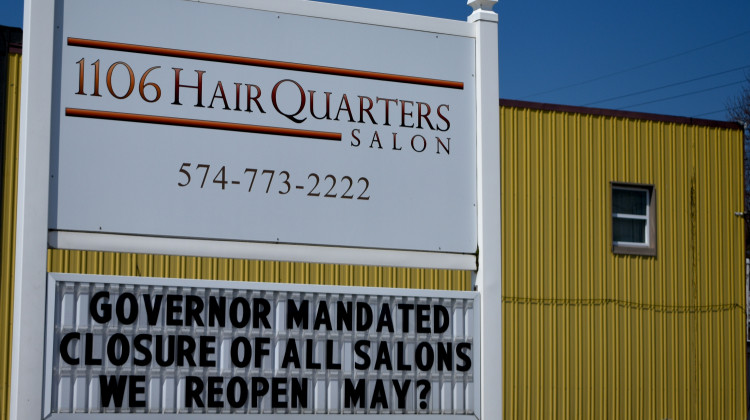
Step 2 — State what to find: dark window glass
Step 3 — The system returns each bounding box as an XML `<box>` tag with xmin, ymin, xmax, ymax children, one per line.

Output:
<box><xmin>613</xmin><ymin>189</ymin><xmax>647</xmax><ymax>215</ymax></box>
<box><xmin>612</xmin><ymin>218</ymin><xmax>647</xmax><ymax>243</ymax></box>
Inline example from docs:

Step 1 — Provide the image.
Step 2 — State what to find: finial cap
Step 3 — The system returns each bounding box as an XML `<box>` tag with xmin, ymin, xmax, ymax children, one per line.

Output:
<box><xmin>467</xmin><ymin>0</ymin><xmax>498</xmax><ymax>11</ymax></box>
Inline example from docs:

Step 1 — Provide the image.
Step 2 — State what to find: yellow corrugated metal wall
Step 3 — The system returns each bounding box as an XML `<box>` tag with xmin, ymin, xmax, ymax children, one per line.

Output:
<box><xmin>45</xmin><ymin>249</ymin><xmax>470</xmax><ymax>290</ymax></box>
<box><xmin>2</xmin><ymin>49</ymin><xmax>746</xmax><ymax>419</ymax></box>
<box><xmin>0</xmin><ymin>51</ymin><xmax>20</xmax><ymax>420</ymax></box>
<box><xmin>501</xmin><ymin>104</ymin><xmax>746</xmax><ymax>419</ymax></box>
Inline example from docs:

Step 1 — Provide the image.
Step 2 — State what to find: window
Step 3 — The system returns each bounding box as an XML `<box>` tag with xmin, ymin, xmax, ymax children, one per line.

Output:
<box><xmin>611</xmin><ymin>183</ymin><xmax>656</xmax><ymax>256</ymax></box>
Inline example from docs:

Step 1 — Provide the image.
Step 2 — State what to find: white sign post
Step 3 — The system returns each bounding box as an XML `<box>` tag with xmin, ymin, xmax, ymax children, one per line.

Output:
<box><xmin>467</xmin><ymin>1</ymin><xmax>502</xmax><ymax>418</ymax></box>
<box><xmin>12</xmin><ymin>0</ymin><xmax>501</xmax><ymax>418</ymax></box>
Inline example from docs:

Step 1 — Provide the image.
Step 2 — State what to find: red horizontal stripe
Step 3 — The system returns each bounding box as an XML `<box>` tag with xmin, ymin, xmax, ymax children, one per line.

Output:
<box><xmin>65</xmin><ymin>108</ymin><xmax>342</xmax><ymax>141</ymax></box>
<box><xmin>67</xmin><ymin>37</ymin><xmax>464</xmax><ymax>90</ymax></box>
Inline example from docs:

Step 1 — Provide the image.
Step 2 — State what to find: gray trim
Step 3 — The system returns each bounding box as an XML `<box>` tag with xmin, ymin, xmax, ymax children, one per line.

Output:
<box><xmin>500</xmin><ymin>99</ymin><xmax>742</xmax><ymax>131</ymax></box>
<box><xmin>611</xmin><ymin>182</ymin><xmax>657</xmax><ymax>257</ymax></box>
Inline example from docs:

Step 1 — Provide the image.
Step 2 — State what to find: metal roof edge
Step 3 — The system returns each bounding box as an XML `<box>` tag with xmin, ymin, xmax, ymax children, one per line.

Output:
<box><xmin>499</xmin><ymin>98</ymin><xmax>744</xmax><ymax>131</ymax></box>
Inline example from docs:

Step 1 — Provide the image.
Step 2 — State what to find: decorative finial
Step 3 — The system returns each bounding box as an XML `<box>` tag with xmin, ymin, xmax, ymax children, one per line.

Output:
<box><xmin>467</xmin><ymin>0</ymin><xmax>498</xmax><ymax>12</ymax></box>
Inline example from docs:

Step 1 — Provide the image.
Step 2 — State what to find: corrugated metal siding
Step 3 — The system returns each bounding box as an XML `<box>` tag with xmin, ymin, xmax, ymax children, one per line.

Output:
<box><xmin>0</xmin><ymin>52</ymin><xmax>20</xmax><ymax>420</ymax></box>
<box><xmin>501</xmin><ymin>105</ymin><xmax>746</xmax><ymax>419</ymax></box>
<box><xmin>46</xmin><ymin>249</ymin><xmax>471</xmax><ymax>290</ymax></box>
<box><xmin>3</xmin><ymin>60</ymin><xmax>745</xmax><ymax>418</ymax></box>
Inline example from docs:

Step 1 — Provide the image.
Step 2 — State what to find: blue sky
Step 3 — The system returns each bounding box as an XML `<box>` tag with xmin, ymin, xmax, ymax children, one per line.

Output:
<box><xmin>2</xmin><ymin>0</ymin><xmax>749</xmax><ymax>121</ymax></box>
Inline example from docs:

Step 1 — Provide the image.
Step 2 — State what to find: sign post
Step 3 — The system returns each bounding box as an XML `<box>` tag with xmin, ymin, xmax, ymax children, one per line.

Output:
<box><xmin>12</xmin><ymin>0</ymin><xmax>501</xmax><ymax>418</ymax></box>
<box><xmin>11</xmin><ymin>0</ymin><xmax>55</xmax><ymax>417</ymax></box>
<box><xmin>468</xmin><ymin>1</ymin><xmax>502</xmax><ymax>418</ymax></box>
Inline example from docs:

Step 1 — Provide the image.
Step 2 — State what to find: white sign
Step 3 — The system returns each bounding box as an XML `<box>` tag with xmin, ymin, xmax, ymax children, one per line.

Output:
<box><xmin>49</xmin><ymin>0</ymin><xmax>478</xmax><ymax>254</ymax></box>
<box><xmin>12</xmin><ymin>1</ymin><xmax>500</xmax><ymax>419</ymax></box>
<box><xmin>45</xmin><ymin>273</ymin><xmax>479</xmax><ymax>417</ymax></box>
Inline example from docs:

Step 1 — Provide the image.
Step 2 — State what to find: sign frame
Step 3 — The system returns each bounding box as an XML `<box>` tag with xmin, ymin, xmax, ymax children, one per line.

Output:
<box><xmin>48</xmin><ymin>0</ymin><xmax>481</xmax><ymax>271</ymax></box>
<box><xmin>44</xmin><ymin>272</ymin><xmax>480</xmax><ymax>418</ymax></box>
<box><xmin>49</xmin><ymin>0</ymin><xmax>479</xmax><ymax>260</ymax></box>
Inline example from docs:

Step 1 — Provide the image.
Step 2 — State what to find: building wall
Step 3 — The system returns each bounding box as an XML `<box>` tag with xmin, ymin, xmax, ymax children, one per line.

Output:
<box><xmin>1</xmin><ymin>42</ymin><xmax>746</xmax><ymax>419</ymax></box>
<box><xmin>45</xmin><ymin>249</ymin><xmax>470</xmax><ymax>290</ymax></box>
<box><xmin>0</xmin><ymin>40</ymin><xmax>21</xmax><ymax>420</ymax></box>
<box><xmin>500</xmin><ymin>100</ymin><xmax>746</xmax><ymax>419</ymax></box>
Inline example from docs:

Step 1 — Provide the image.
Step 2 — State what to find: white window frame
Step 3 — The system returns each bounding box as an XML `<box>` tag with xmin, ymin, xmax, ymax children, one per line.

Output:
<box><xmin>611</xmin><ymin>182</ymin><xmax>657</xmax><ymax>256</ymax></box>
